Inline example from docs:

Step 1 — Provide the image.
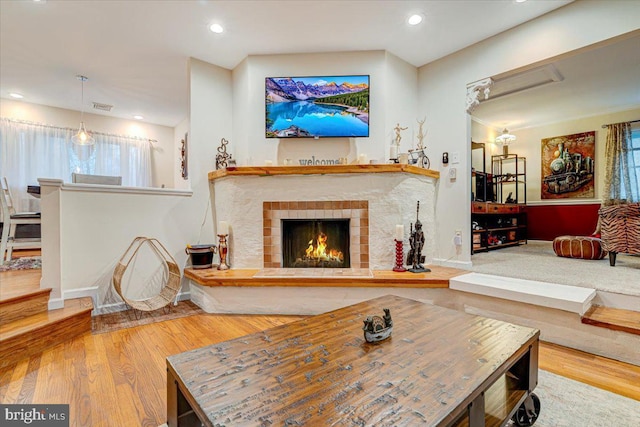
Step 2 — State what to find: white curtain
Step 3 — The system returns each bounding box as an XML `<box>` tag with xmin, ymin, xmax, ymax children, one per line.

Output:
<box><xmin>0</xmin><ymin>118</ymin><xmax>152</xmax><ymax>212</ymax></box>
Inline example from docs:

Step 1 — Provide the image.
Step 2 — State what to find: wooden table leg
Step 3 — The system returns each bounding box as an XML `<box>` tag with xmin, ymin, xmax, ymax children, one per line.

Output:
<box><xmin>468</xmin><ymin>391</ymin><xmax>486</xmax><ymax>427</ymax></box>
<box><xmin>167</xmin><ymin>367</ymin><xmax>178</xmax><ymax>427</ymax></box>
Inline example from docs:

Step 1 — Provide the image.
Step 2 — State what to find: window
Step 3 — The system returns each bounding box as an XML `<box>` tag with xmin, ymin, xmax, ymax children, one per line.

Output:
<box><xmin>626</xmin><ymin>125</ymin><xmax>640</xmax><ymax>201</ymax></box>
<box><xmin>1</xmin><ymin>118</ymin><xmax>152</xmax><ymax>211</ymax></box>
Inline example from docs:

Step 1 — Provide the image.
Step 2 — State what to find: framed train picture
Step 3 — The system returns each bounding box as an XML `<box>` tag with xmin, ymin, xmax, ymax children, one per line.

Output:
<box><xmin>541</xmin><ymin>131</ymin><xmax>595</xmax><ymax>199</ymax></box>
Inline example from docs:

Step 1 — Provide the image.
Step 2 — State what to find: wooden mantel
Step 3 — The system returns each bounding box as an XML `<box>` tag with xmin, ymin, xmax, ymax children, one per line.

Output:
<box><xmin>209</xmin><ymin>164</ymin><xmax>440</xmax><ymax>181</ymax></box>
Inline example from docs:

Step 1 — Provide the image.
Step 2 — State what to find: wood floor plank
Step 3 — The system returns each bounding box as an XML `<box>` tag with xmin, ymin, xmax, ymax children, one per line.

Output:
<box><xmin>0</xmin><ymin>358</ymin><xmax>29</xmax><ymax>402</ymax></box>
<box><xmin>0</xmin><ymin>313</ymin><xmax>637</xmax><ymax>426</ymax></box>
<box><xmin>539</xmin><ymin>341</ymin><xmax>640</xmax><ymax>401</ymax></box>
<box><xmin>16</xmin><ymin>354</ymin><xmax>41</xmax><ymax>404</ymax></box>
<box><xmin>86</xmin><ymin>333</ymin><xmax>123</xmax><ymax>427</ymax></box>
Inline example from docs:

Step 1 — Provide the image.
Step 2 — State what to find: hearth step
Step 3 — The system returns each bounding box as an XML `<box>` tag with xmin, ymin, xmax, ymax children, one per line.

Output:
<box><xmin>0</xmin><ymin>297</ymin><xmax>93</xmax><ymax>369</ymax></box>
<box><xmin>0</xmin><ymin>287</ymin><xmax>52</xmax><ymax>325</ymax></box>
<box><xmin>450</xmin><ymin>272</ymin><xmax>596</xmax><ymax>315</ymax></box>
<box><xmin>581</xmin><ymin>305</ymin><xmax>640</xmax><ymax>336</ymax></box>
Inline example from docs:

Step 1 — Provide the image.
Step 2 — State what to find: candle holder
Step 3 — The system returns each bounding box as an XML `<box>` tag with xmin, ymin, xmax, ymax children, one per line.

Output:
<box><xmin>217</xmin><ymin>234</ymin><xmax>230</xmax><ymax>270</ymax></box>
<box><xmin>392</xmin><ymin>239</ymin><xmax>406</xmax><ymax>272</ymax></box>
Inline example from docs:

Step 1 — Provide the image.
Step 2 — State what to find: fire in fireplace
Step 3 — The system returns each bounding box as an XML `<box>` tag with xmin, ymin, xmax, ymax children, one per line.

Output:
<box><xmin>282</xmin><ymin>219</ymin><xmax>350</xmax><ymax>268</ymax></box>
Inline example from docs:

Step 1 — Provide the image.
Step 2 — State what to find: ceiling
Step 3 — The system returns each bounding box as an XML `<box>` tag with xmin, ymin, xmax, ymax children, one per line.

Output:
<box><xmin>472</xmin><ymin>32</ymin><xmax>640</xmax><ymax>132</ymax></box>
<box><xmin>0</xmin><ymin>0</ymin><xmax>573</xmax><ymax>128</ymax></box>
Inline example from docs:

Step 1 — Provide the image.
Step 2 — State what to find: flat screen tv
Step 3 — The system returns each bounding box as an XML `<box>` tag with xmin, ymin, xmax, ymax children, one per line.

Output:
<box><xmin>265</xmin><ymin>75</ymin><xmax>369</xmax><ymax>138</ymax></box>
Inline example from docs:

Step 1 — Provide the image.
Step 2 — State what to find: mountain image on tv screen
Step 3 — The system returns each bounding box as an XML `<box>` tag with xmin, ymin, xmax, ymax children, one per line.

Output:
<box><xmin>265</xmin><ymin>75</ymin><xmax>369</xmax><ymax>138</ymax></box>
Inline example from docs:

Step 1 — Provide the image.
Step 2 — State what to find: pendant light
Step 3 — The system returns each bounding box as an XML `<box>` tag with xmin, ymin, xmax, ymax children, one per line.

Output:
<box><xmin>72</xmin><ymin>75</ymin><xmax>95</xmax><ymax>146</ymax></box>
<box><xmin>495</xmin><ymin>128</ymin><xmax>516</xmax><ymax>155</ymax></box>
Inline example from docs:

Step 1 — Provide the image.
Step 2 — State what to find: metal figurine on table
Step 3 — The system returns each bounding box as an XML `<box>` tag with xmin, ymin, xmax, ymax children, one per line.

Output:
<box><xmin>215</xmin><ymin>138</ymin><xmax>233</xmax><ymax>170</ymax></box>
<box><xmin>217</xmin><ymin>234</ymin><xmax>230</xmax><ymax>270</ymax></box>
<box><xmin>407</xmin><ymin>201</ymin><xmax>430</xmax><ymax>273</ymax></box>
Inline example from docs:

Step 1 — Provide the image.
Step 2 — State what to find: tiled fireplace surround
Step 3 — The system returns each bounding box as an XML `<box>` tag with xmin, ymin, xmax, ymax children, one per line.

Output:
<box><xmin>263</xmin><ymin>200</ymin><xmax>369</xmax><ymax>269</ymax></box>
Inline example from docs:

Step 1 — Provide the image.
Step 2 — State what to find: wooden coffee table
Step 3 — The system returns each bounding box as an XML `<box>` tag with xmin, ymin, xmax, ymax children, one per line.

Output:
<box><xmin>167</xmin><ymin>295</ymin><xmax>540</xmax><ymax>426</ymax></box>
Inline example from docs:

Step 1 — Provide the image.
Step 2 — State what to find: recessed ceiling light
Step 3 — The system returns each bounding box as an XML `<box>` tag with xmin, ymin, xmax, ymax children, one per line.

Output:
<box><xmin>209</xmin><ymin>23</ymin><xmax>224</xmax><ymax>34</ymax></box>
<box><xmin>515</xmin><ymin>0</ymin><xmax>528</xmax><ymax>3</ymax></box>
<box><xmin>133</xmin><ymin>115</ymin><xmax>144</xmax><ymax>120</ymax></box>
<box><xmin>407</xmin><ymin>14</ymin><xmax>423</xmax><ymax>26</ymax></box>
<box><xmin>9</xmin><ymin>92</ymin><xmax>24</xmax><ymax>99</ymax></box>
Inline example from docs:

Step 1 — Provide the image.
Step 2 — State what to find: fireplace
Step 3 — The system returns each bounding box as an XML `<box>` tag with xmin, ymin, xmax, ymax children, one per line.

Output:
<box><xmin>263</xmin><ymin>200</ymin><xmax>369</xmax><ymax>269</ymax></box>
<box><xmin>282</xmin><ymin>219</ymin><xmax>350</xmax><ymax>268</ymax></box>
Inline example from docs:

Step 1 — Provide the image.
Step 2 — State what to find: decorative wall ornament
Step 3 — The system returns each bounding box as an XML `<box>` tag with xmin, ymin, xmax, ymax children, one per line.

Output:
<box><xmin>466</xmin><ymin>77</ymin><xmax>493</xmax><ymax>113</ymax></box>
<box><xmin>541</xmin><ymin>131</ymin><xmax>595</xmax><ymax>199</ymax></box>
<box><xmin>180</xmin><ymin>132</ymin><xmax>188</xmax><ymax>179</ymax></box>
<box><xmin>215</xmin><ymin>138</ymin><xmax>233</xmax><ymax>170</ymax></box>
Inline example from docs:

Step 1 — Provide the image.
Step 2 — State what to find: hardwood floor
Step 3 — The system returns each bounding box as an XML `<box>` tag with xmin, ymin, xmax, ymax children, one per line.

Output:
<box><xmin>0</xmin><ymin>313</ymin><xmax>305</xmax><ymax>427</ymax></box>
<box><xmin>539</xmin><ymin>341</ymin><xmax>640</xmax><ymax>401</ymax></box>
<box><xmin>1</xmin><ymin>249</ymin><xmax>638</xmax><ymax>427</ymax></box>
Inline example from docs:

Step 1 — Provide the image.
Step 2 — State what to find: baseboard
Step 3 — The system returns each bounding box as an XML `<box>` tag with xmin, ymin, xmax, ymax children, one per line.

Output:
<box><xmin>48</xmin><ymin>287</ymin><xmax>98</xmax><ymax>310</ymax></box>
<box><xmin>48</xmin><ymin>297</ymin><xmax>64</xmax><ymax>310</ymax></box>
<box><xmin>93</xmin><ymin>291</ymin><xmax>191</xmax><ymax>315</ymax></box>
<box><xmin>64</xmin><ymin>286</ymin><xmax>99</xmax><ymax>308</ymax></box>
<box><xmin>593</xmin><ymin>290</ymin><xmax>640</xmax><ymax>312</ymax></box>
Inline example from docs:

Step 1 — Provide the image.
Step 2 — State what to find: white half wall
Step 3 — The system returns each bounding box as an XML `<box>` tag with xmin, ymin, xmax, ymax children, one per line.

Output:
<box><xmin>38</xmin><ymin>179</ymin><xmax>193</xmax><ymax>309</ymax></box>
<box><xmin>418</xmin><ymin>1</ymin><xmax>640</xmax><ymax>264</ymax></box>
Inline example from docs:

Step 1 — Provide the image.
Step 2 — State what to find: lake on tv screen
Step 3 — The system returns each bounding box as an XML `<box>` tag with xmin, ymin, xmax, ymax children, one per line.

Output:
<box><xmin>267</xmin><ymin>101</ymin><xmax>368</xmax><ymax>137</ymax></box>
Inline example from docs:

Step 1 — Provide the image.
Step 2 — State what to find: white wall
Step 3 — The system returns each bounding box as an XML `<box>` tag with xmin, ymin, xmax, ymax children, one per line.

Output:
<box><xmin>0</xmin><ymin>98</ymin><xmax>175</xmax><ymax>188</ymax></box>
<box><xmin>189</xmin><ymin>58</ymin><xmax>233</xmax><ymax>239</ymax></box>
<box><xmin>418</xmin><ymin>1</ymin><xmax>640</xmax><ymax>264</ymax></box>
<box><xmin>173</xmin><ymin>116</ymin><xmax>190</xmax><ymax>190</ymax></box>
<box><xmin>231</xmin><ymin>50</ymin><xmax>419</xmax><ymax>166</ymax></box>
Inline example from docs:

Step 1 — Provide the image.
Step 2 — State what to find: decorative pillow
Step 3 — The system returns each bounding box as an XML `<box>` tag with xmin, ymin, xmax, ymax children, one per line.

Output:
<box><xmin>553</xmin><ymin>235</ymin><xmax>607</xmax><ymax>260</ymax></box>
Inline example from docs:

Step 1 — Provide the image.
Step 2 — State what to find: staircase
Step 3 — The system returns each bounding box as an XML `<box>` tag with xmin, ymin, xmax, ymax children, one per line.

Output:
<box><xmin>0</xmin><ymin>285</ymin><xmax>93</xmax><ymax>370</ymax></box>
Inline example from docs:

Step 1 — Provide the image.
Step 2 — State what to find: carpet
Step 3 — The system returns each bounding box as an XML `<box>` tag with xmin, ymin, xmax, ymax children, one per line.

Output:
<box><xmin>158</xmin><ymin>370</ymin><xmax>639</xmax><ymax>426</ymax></box>
<box><xmin>0</xmin><ymin>256</ymin><xmax>41</xmax><ymax>272</ymax></box>
<box><xmin>506</xmin><ymin>370</ymin><xmax>640</xmax><ymax>426</ymax></box>
<box><xmin>470</xmin><ymin>240</ymin><xmax>640</xmax><ymax>297</ymax></box>
<box><xmin>91</xmin><ymin>300</ymin><xmax>204</xmax><ymax>334</ymax></box>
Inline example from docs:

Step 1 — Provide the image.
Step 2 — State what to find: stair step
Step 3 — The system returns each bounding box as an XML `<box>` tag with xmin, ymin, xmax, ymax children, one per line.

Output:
<box><xmin>0</xmin><ymin>287</ymin><xmax>52</xmax><ymax>325</ymax></box>
<box><xmin>0</xmin><ymin>297</ymin><xmax>93</xmax><ymax>369</ymax></box>
<box><xmin>450</xmin><ymin>272</ymin><xmax>596</xmax><ymax>315</ymax></box>
<box><xmin>582</xmin><ymin>305</ymin><xmax>640</xmax><ymax>336</ymax></box>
